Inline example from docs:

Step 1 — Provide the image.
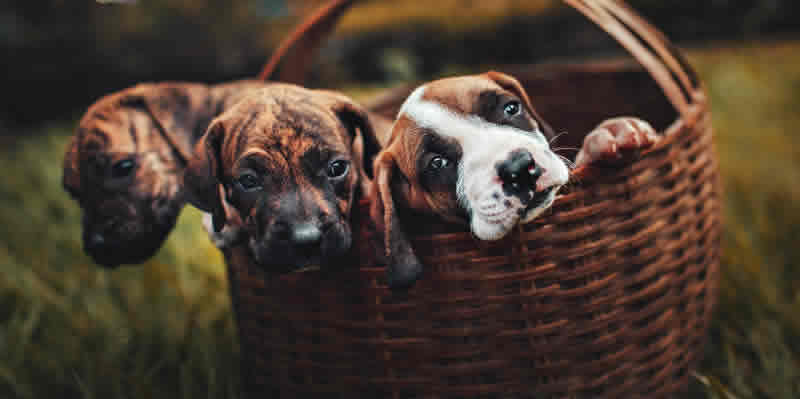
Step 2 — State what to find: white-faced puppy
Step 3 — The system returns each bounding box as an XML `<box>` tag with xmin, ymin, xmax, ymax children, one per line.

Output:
<box><xmin>63</xmin><ymin>80</ymin><xmax>266</xmax><ymax>267</ymax></box>
<box><xmin>370</xmin><ymin>71</ymin><xmax>570</xmax><ymax>289</ymax></box>
<box><xmin>184</xmin><ymin>84</ymin><xmax>382</xmax><ymax>274</ymax></box>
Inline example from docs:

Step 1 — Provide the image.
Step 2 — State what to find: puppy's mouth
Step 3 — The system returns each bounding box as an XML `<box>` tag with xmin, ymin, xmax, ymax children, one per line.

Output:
<box><xmin>247</xmin><ymin>222</ymin><xmax>351</xmax><ymax>275</ymax></box>
<box><xmin>84</xmin><ymin>231</ymin><xmax>168</xmax><ymax>268</ymax></box>
<box><xmin>520</xmin><ymin>186</ymin><xmax>558</xmax><ymax>222</ymax></box>
<box><xmin>469</xmin><ymin>185</ymin><xmax>561</xmax><ymax>241</ymax></box>
<box><xmin>248</xmin><ymin>239</ymin><xmax>327</xmax><ymax>274</ymax></box>
<box><xmin>526</xmin><ymin>186</ymin><xmax>554</xmax><ymax>210</ymax></box>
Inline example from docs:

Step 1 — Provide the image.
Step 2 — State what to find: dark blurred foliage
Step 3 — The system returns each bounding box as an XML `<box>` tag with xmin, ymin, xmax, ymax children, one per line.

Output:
<box><xmin>307</xmin><ymin>0</ymin><xmax>800</xmax><ymax>86</ymax></box>
<box><xmin>630</xmin><ymin>0</ymin><xmax>800</xmax><ymax>38</ymax></box>
<box><xmin>1</xmin><ymin>0</ymin><xmax>798</xmax><ymax>129</ymax></box>
<box><xmin>0</xmin><ymin>0</ymin><xmax>294</xmax><ymax>127</ymax></box>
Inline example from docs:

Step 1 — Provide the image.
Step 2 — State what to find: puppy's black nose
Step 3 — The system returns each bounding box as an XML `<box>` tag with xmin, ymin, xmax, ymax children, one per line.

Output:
<box><xmin>290</xmin><ymin>223</ymin><xmax>322</xmax><ymax>249</ymax></box>
<box><xmin>497</xmin><ymin>149</ymin><xmax>542</xmax><ymax>195</ymax></box>
<box><xmin>86</xmin><ymin>232</ymin><xmax>106</xmax><ymax>251</ymax></box>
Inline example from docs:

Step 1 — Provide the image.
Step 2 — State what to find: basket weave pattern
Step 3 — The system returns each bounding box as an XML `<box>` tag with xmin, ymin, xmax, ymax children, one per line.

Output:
<box><xmin>228</xmin><ymin>95</ymin><xmax>720</xmax><ymax>397</ymax></box>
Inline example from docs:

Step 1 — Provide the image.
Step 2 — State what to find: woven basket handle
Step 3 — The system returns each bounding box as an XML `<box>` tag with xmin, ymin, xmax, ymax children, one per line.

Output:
<box><xmin>259</xmin><ymin>0</ymin><xmax>698</xmax><ymax>123</ymax></box>
<box><xmin>258</xmin><ymin>0</ymin><xmax>356</xmax><ymax>83</ymax></box>
<box><xmin>562</xmin><ymin>0</ymin><xmax>697</xmax><ymax>123</ymax></box>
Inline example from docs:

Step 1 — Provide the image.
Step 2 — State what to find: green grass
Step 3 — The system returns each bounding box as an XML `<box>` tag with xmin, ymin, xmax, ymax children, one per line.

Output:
<box><xmin>334</xmin><ymin>0</ymin><xmax>560</xmax><ymax>34</ymax></box>
<box><xmin>687</xmin><ymin>41</ymin><xmax>800</xmax><ymax>399</ymax></box>
<box><xmin>2</xmin><ymin>39</ymin><xmax>800</xmax><ymax>398</ymax></box>
<box><xmin>0</xmin><ymin>129</ymin><xmax>237</xmax><ymax>397</ymax></box>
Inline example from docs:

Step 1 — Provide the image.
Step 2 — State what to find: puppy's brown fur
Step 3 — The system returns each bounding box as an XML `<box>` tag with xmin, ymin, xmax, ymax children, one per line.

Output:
<box><xmin>184</xmin><ymin>84</ymin><xmax>383</xmax><ymax>274</ymax></box>
<box><xmin>63</xmin><ymin>80</ymin><xmax>268</xmax><ymax>267</ymax></box>
<box><xmin>369</xmin><ymin>72</ymin><xmax>566</xmax><ymax>289</ymax></box>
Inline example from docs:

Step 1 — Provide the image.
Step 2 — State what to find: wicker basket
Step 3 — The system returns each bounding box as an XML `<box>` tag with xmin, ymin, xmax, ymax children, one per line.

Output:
<box><xmin>228</xmin><ymin>1</ymin><xmax>721</xmax><ymax>397</ymax></box>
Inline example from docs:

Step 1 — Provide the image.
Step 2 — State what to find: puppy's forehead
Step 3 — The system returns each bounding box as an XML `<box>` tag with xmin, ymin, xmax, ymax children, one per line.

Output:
<box><xmin>418</xmin><ymin>75</ymin><xmax>501</xmax><ymax>114</ymax></box>
<box><xmin>225</xmin><ymin>88</ymin><xmax>348</xmax><ymax>163</ymax></box>
<box><xmin>395</xmin><ymin>79</ymin><xmax>548</xmax><ymax>157</ymax></box>
<box><xmin>78</xmin><ymin>108</ymin><xmax>140</xmax><ymax>154</ymax></box>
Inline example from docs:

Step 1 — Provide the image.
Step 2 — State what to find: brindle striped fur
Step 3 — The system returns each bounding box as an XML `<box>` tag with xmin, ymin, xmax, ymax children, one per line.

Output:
<box><xmin>63</xmin><ymin>80</ymin><xmax>268</xmax><ymax>267</ymax></box>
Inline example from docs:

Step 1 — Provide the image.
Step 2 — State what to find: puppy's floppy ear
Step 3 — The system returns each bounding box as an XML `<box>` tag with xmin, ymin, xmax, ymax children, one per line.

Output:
<box><xmin>318</xmin><ymin>90</ymin><xmax>383</xmax><ymax>187</ymax></box>
<box><xmin>369</xmin><ymin>149</ymin><xmax>424</xmax><ymax>290</ymax></box>
<box><xmin>62</xmin><ymin>134</ymin><xmax>81</xmax><ymax>194</ymax></box>
<box><xmin>184</xmin><ymin>120</ymin><xmax>227</xmax><ymax>232</ymax></box>
<box><xmin>486</xmin><ymin>71</ymin><xmax>555</xmax><ymax>140</ymax></box>
<box><xmin>125</xmin><ymin>83</ymin><xmax>214</xmax><ymax>162</ymax></box>
<box><xmin>335</xmin><ymin>102</ymin><xmax>382</xmax><ymax>179</ymax></box>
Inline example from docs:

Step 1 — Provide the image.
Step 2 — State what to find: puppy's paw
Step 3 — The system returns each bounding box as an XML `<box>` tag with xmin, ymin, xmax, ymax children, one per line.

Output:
<box><xmin>575</xmin><ymin>117</ymin><xmax>659</xmax><ymax>168</ymax></box>
<box><xmin>202</xmin><ymin>212</ymin><xmax>242</xmax><ymax>249</ymax></box>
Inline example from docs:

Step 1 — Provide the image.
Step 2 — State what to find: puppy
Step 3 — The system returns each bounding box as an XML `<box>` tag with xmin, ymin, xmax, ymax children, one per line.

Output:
<box><xmin>63</xmin><ymin>80</ymin><xmax>267</xmax><ymax>267</ymax></box>
<box><xmin>183</xmin><ymin>84</ymin><xmax>382</xmax><ymax>274</ymax></box>
<box><xmin>369</xmin><ymin>71</ymin><xmax>571</xmax><ymax>288</ymax></box>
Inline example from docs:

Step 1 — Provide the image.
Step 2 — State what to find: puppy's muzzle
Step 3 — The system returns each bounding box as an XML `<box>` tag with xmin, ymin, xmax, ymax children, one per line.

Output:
<box><xmin>274</xmin><ymin>222</ymin><xmax>323</xmax><ymax>253</ymax></box>
<box><xmin>82</xmin><ymin>222</ymin><xmax>167</xmax><ymax>267</ymax></box>
<box><xmin>252</xmin><ymin>215</ymin><xmax>351</xmax><ymax>274</ymax></box>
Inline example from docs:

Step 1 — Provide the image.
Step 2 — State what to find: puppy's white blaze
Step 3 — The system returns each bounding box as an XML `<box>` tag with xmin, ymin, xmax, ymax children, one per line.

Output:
<box><xmin>398</xmin><ymin>85</ymin><xmax>569</xmax><ymax>241</ymax></box>
<box><xmin>397</xmin><ymin>85</ymin><xmax>427</xmax><ymax>118</ymax></box>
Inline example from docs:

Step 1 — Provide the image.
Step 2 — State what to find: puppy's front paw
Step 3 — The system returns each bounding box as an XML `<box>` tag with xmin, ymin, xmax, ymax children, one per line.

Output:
<box><xmin>575</xmin><ymin>117</ymin><xmax>659</xmax><ymax>168</ymax></box>
<box><xmin>202</xmin><ymin>212</ymin><xmax>242</xmax><ymax>249</ymax></box>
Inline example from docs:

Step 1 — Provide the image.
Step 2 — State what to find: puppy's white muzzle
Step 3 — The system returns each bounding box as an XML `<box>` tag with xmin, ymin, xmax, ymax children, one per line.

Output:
<box><xmin>459</xmin><ymin>131</ymin><xmax>568</xmax><ymax>241</ymax></box>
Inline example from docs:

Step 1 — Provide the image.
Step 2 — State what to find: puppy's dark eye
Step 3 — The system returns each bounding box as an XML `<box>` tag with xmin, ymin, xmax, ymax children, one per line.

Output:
<box><xmin>110</xmin><ymin>158</ymin><xmax>136</xmax><ymax>178</ymax></box>
<box><xmin>428</xmin><ymin>155</ymin><xmax>450</xmax><ymax>170</ymax></box>
<box><xmin>503</xmin><ymin>101</ymin><xmax>521</xmax><ymax>117</ymax></box>
<box><xmin>236</xmin><ymin>173</ymin><xmax>262</xmax><ymax>191</ymax></box>
<box><xmin>327</xmin><ymin>160</ymin><xmax>350</xmax><ymax>178</ymax></box>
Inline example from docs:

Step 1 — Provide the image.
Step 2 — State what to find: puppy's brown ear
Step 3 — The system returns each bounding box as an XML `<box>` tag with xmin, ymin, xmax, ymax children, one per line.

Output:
<box><xmin>335</xmin><ymin>103</ymin><xmax>382</xmax><ymax>178</ymax></box>
<box><xmin>486</xmin><ymin>71</ymin><xmax>555</xmax><ymax>140</ymax></box>
<box><xmin>127</xmin><ymin>83</ymin><xmax>214</xmax><ymax>162</ymax></box>
<box><xmin>62</xmin><ymin>134</ymin><xmax>81</xmax><ymax>194</ymax></box>
<box><xmin>369</xmin><ymin>150</ymin><xmax>424</xmax><ymax>290</ymax></box>
<box><xmin>258</xmin><ymin>0</ymin><xmax>356</xmax><ymax>84</ymax></box>
<box><xmin>184</xmin><ymin>120</ymin><xmax>227</xmax><ymax>232</ymax></box>
<box><xmin>318</xmin><ymin>91</ymin><xmax>383</xmax><ymax>191</ymax></box>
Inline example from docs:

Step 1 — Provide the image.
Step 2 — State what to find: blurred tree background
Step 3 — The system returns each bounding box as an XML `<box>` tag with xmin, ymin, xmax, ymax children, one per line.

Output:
<box><xmin>1</xmin><ymin>1</ymin><xmax>800</xmax><ymax>398</ymax></box>
<box><xmin>1</xmin><ymin>0</ymin><xmax>798</xmax><ymax>127</ymax></box>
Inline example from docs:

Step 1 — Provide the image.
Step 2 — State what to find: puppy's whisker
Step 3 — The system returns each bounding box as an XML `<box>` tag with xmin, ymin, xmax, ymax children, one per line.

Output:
<box><xmin>549</xmin><ymin>131</ymin><xmax>569</xmax><ymax>146</ymax></box>
<box><xmin>556</xmin><ymin>154</ymin><xmax>576</xmax><ymax>170</ymax></box>
<box><xmin>552</xmin><ymin>147</ymin><xmax>580</xmax><ymax>153</ymax></box>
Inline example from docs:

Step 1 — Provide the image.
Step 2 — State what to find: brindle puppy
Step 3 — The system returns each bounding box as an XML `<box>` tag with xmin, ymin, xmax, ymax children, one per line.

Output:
<box><xmin>63</xmin><ymin>80</ymin><xmax>267</xmax><ymax>267</ymax></box>
<box><xmin>183</xmin><ymin>84</ymin><xmax>382</xmax><ymax>274</ymax></box>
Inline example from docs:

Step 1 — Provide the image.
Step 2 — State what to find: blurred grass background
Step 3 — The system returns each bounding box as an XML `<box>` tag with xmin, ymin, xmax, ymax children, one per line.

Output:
<box><xmin>1</xmin><ymin>1</ymin><xmax>800</xmax><ymax>398</ymax></box>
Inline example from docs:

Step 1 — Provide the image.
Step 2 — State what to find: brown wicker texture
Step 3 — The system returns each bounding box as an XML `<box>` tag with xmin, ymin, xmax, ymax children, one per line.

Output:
<box><xmin>227</xmin><ymin>1</ymin><xmax>721</xmax><ymax>397</ymax></box>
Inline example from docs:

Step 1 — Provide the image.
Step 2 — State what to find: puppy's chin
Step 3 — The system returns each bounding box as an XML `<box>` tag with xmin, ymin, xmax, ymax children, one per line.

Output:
<box><xmin>470</xmin><ymin>213</ymin><xmax>520</xmax><ymax>241</ymax></box>
<box><xmin>83</xmin><ymin>203</ymin><xmax>181</xmax><ymax>268</ymax></box>
<box><xmin>85</xmin><ymin>228</ymin><xmax>171</xmax><ymax>268</ymax></box>
<box><xmin>467</xmin><ymin>186</ymin><xmax>561</xmax><ymax>241</ymax></box>
<box><xmin>249</xmin><ymin>241</ymin><xmax>324</xmax><ymax>274</ymax></box>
